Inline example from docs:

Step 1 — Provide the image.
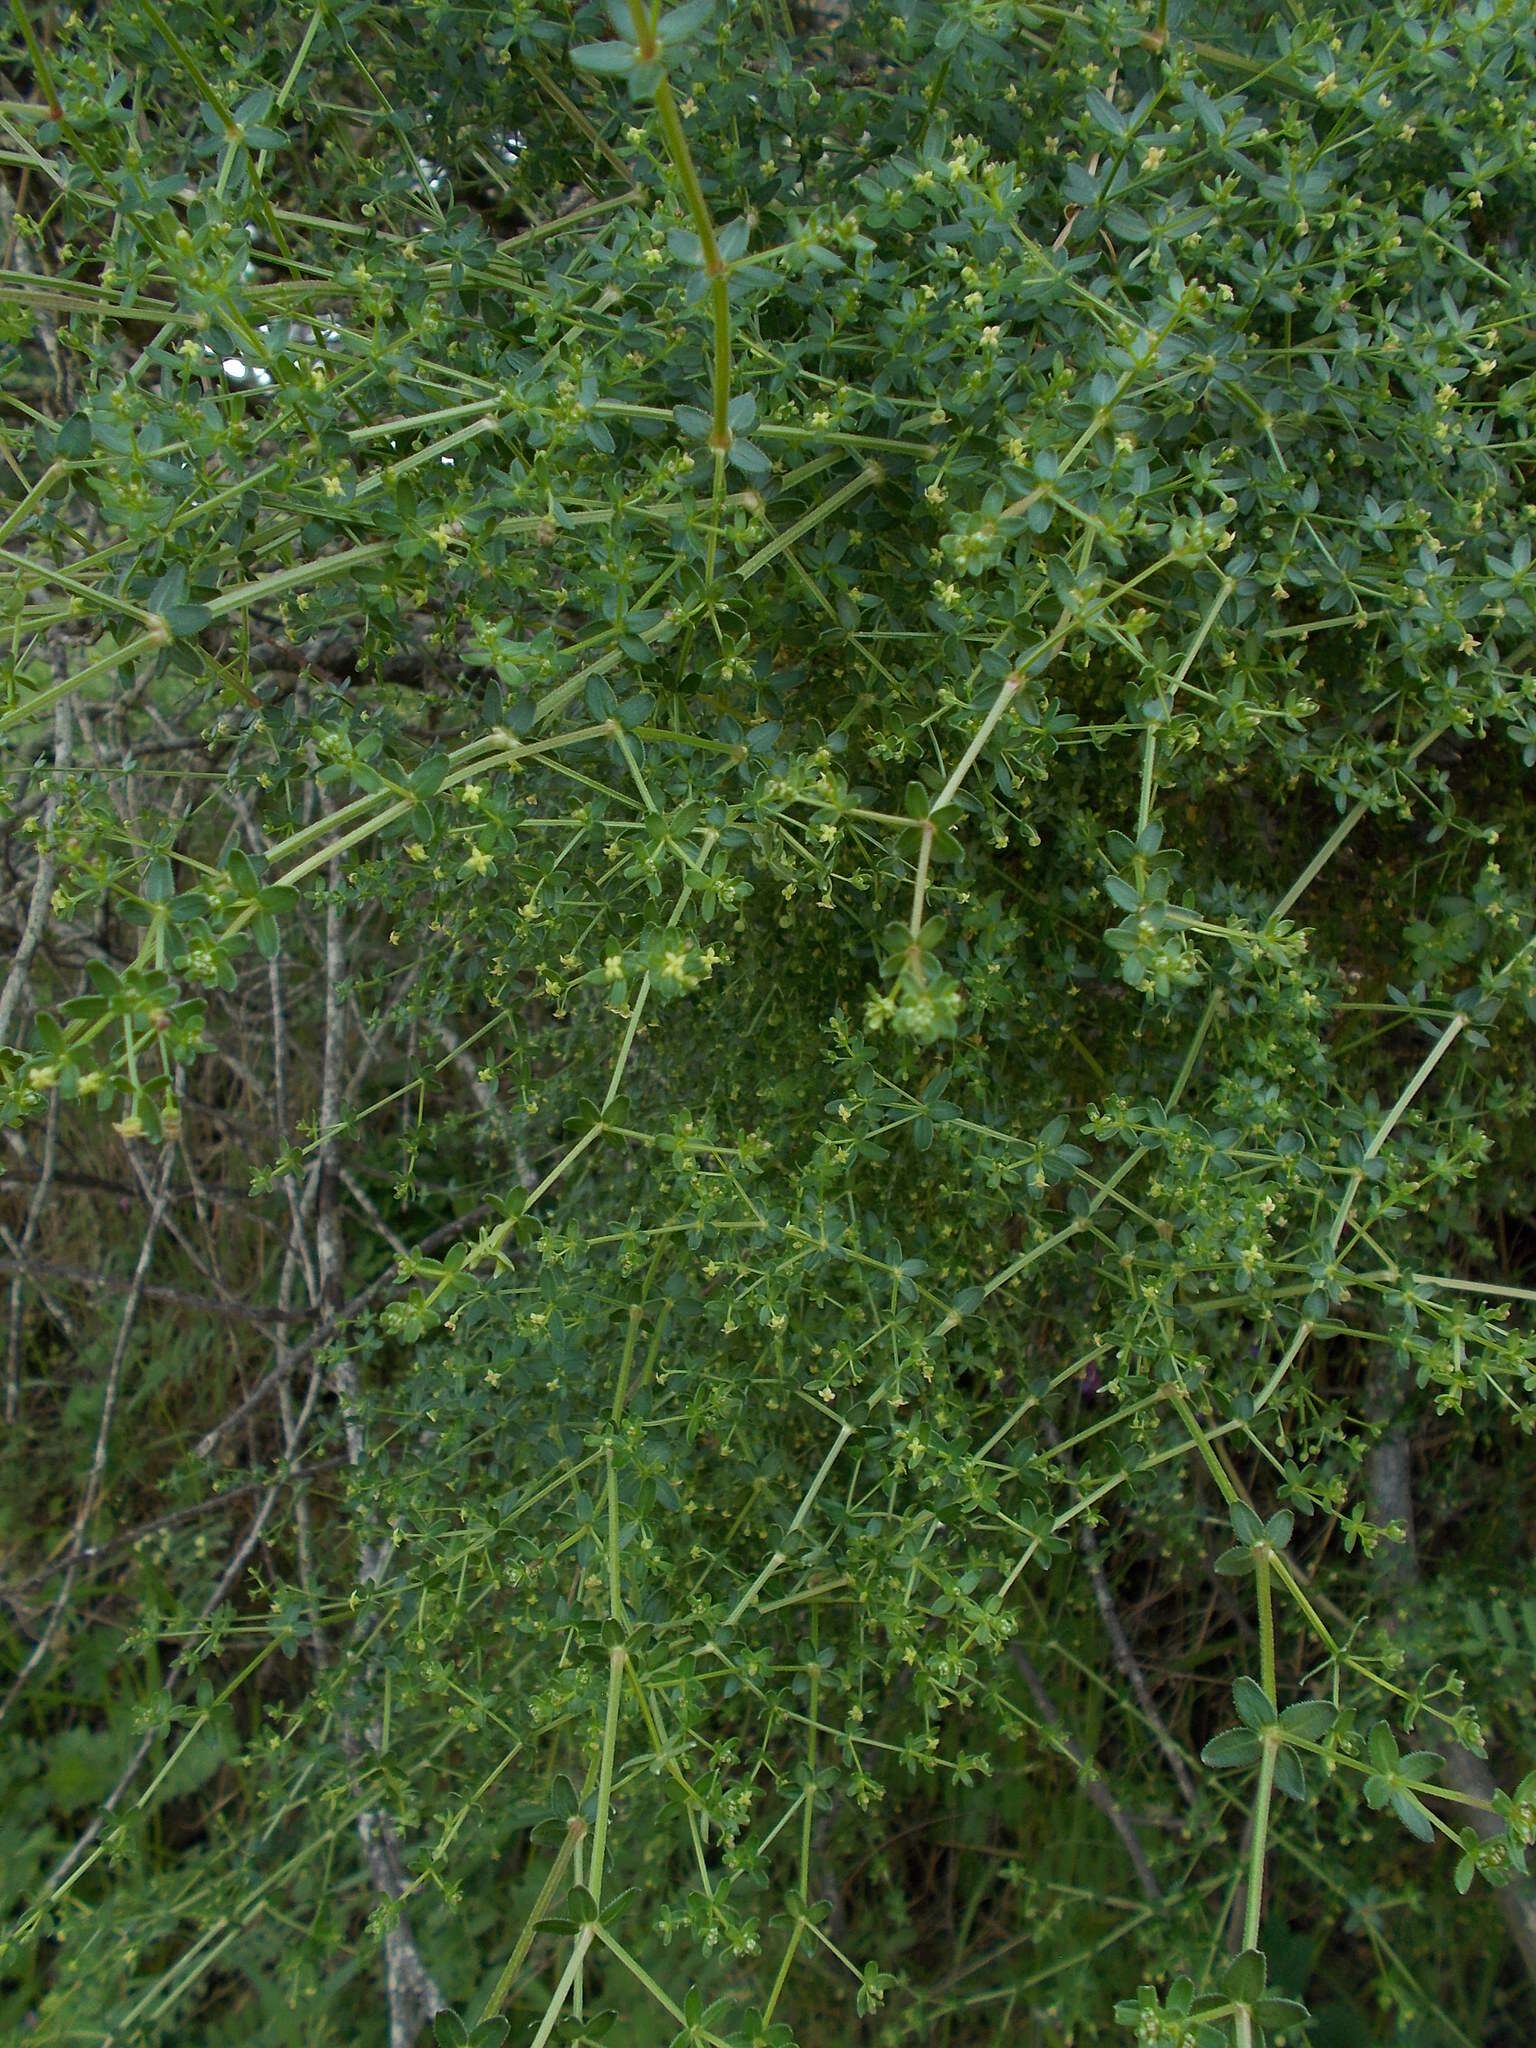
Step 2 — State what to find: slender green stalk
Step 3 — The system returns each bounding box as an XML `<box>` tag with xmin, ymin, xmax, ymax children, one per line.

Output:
<box><xmin>1255</xmin><ymin>1553</ymin><xmax>1276</xmax><ymax>1711</ymax></box>
<box><xmin>592</xmin><ymin>1925</ymin><xmax>705</xmax><ymax>2030</ymax></box>
<box><xmin>8</xmin><ymin>0</ymin><xmax>61</xmax><ymax>116</ymax></box>
<box><xmin>761</xmin><ymin>1921</ymin><xmax>804</xmax><ymax>2025</ymax></box>
<box><xmin>626</xmin><ymin>3</ymin><xmax>730</xmax><ymax>449</ymax></box>
<box><xmin>0</xmin><ymin>460</ymin><xmax>64</xmax><ymax>546</ymax></box>
<box><xmin>618</xmin><ymin>4</ymin><xmax>736</xmax><ymax>581</ymax></box>
<box><xmin>933</xmin><ymin>670</ymin><xmax>1023</xmax><ymax>811</ymax></box>
<box><xmin>1246</xmin><ymin>1569</ymin><xmax>1279</xmax><ymax>1970</ymax></box>
<box><xmin>525</xmin><ymin>1930</ymin><xmax>589</xmax><ymax>2048</ymax></box>
<box><xmin>1166</xmin><ymin>1386</ymin><xmax>1238</xmax><ymax>1503</ymax></box>
<box><xmin>586</xmin><ymin>1645</ymin><xmax>626</xmax><ymax>1907</ymax></box>
<box><xmin>606</xmin><ymin>1304</ymin><xmax>642</xmax><ymax>1622</ymax></box>
<box><xmin>136</xmin><ymin>0</ymin><xmax>235</xmax><ymax>122</ymax></box>
<box><xmin>800</xmin><ymin>1638</ymin><xmax>820</xmax><ymax>1896</ymax></box>
<box><xmin>726</xmin><ymin>1420</ymin><xmax>854</xmax><ymax>1626</ymax></box>
<box><xmin>1137</xmin><ymin>573</ymin><xmax>1235</xmax><ymax>836</ymax></box>
<box><xmin>477</xmin><ymin>1823</ymin><xmax>582</xmax><ymax>2022</ymax></box>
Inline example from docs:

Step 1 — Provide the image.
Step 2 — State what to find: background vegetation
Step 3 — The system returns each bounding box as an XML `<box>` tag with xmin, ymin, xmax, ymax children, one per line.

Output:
<box><xmin>3</xmin><ymin>1</ymin><xmax>1536</xmax><ymax>2042</ymax></box>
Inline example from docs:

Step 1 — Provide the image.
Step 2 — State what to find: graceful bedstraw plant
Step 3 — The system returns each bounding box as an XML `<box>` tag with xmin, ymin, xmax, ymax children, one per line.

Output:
<box><xmin>2</xmin><ymin>0</ymin><xmax>1536</xmax><ymax>2044</ymax></box>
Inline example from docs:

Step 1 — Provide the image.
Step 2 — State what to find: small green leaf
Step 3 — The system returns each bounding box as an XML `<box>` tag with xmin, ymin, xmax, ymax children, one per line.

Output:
<box><xmin>599</xmin><ymin>1883</ymin><xmax>637</xmax><ymax>1925</ymax></box>
<box><xmin>1273</xmin><ymin>1745</ymin><xmax>1307</xmax><ymax>1801</ymax></box>
<box><xmin>1233</xmin><ymin>1677</ymin><xmax>1277</xmax><ymax>1730</ymax></box>
<box><xmin>1390</xmin><ymin>1788</ymin><xmax>1436</xmax><ymax>1842</ymax></box>
<box><xmin>1201</xmin><ymin>1727</ymin><xmax>1261</xmax><ymax>1769</ymax></box>
<box><xmin>1255</xmin><ymin>1993</ymin><xmax>1310</xmax><ymax>2028</ymax></box>
<box><xmin>225</xmin><ymin>848</ymin><xmax>260</xmax><ymax>894</ymax></box>
<box><xmin>1279</xmin><ymin>1699</ymin><xmax>1337</xmax><ymax>1742</ymax></box>
<box><xmin>1221</xmin><ymin>1949</ymin><xmax>1267</xmax><ymax>2005</ymax></box>
<box><xmin>570</xmin><ymin>40</ymin><xmax>637</xmax><ymax>76</ymax></box>
<box><xmin>408</xmin><ymin>754</ymin><xmax>449</xmax><ymax>798</ymax></box>
<box><xmin>1398</xmin><ymin>1751</ymin><xmax>1443</xmax><ymax>1786</ymax></box>
<box><xmin>164</xmin><ymin>602</ymin><xmax>213</xmax><ymax>637</ymax></box>
<box><xmin>55</xmin><ymin>412</ymin><xmax>93</xmax><ymax>457</ymax></box>
<box><xmin>657</xmin><ymin>0</ymin><xmax>713</xmax><ymax>45</ymax></box>
<box><xmin>727</xmin><ymin>436</ymin><xmax>770</xmax><ymax>478</ymax></box>
<box><xmin>673</xmin><ymin>404</ymin><xmax>712</xmax><ymax>439</ymax></box>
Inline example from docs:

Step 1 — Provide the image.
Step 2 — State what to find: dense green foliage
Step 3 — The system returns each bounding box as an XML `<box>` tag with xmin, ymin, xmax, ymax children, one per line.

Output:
<box><xmin>3</xmin><ymin>0</ymin><xmax>1536</xmax><ymax>2041</ymax></box>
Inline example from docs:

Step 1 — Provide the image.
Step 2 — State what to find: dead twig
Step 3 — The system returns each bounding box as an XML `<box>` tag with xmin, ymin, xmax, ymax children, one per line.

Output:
<box><xmin>190</xmin><ymin>1204</ymin><xmax>490</xmax><ymax>1460</ymax></box>
<box><xmin>5</xmin><ymin>1087</ymin><xmax>65</xmax><ymax>1419</ymax></box>
<box><xmin>0</xmin><ymin>1142</ymin><xmax>177</xmax><ymax>1728</ymax></box>
<box><xmin>1040</xmin><ymin>1412</ymin><xmax>1200</xmax><ymax>1808</ymax></box>
<box><xmin>1010</xmin><ymin>1643</ymin><xmax>1162</xmax><ymax>1902</ymax></box>
<box><xmin>315</xmin><ymin>853</ymin><xmax>442</xmax><ymax>2048</ymax></box>
<box><xmin>39</xmin><ymin>1356</ymin><xmax>329</xmax><ymax>1902</ymax></box>
<box><xmin>1363</xmin><ymin>1366</ymin><xmax>1536</xmax><ymax>1986</ymax></box>
<box><xmin>0</xmin><ymin>1254</ymin><xmax>308</xmax><ymax>1323</ymax></box>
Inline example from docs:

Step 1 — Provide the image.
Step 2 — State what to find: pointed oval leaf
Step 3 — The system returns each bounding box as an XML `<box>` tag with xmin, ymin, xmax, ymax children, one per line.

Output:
<box><xmin>1221</xmin><ymin>1949</ymin><xmax>1267</xmax><ymax>2005</ymax></box>
<box><xmin>1233</xmin><ymin>1677</ymin><xmax>1278</xmax><ymax>1730</ymax></box>
<box><xmin>1279</xmin><ymin>1699</ymin><xmax>1337</xmax><ymax>1742</ymax></box>
<box><xmin>1390</xmin><ymin>1788</ymin><xmax>1436</xmax><ymax>1841</ymax></box>
<box><xmin>1201</xmin><ymin>1727</ymin><xmax>1261</xmax><ymax>1769</ymax></box>
<box><xmin>1256</xmin><ymin>1995</ymin><xmax>1310</xmax><ymax>2027</ymax></box>
<box><xmin>658</xmin><ymin>0</ymin><xmax>713</xmax><ymax>43</ymax></box>
<box><xmin>1273</xmin><ymin>1745</ymin><xmax>1307</xmax><ymax>1801</ymax></box>
<box><xmin>1214</xmin><ymin>1543</ymin><xmax>1257</xmax><ymax>1577</ymax></box>
<box><xmin>569</xmin><ymin>40</ymin><xmax>638</xmax><ymax>75</ymax></box>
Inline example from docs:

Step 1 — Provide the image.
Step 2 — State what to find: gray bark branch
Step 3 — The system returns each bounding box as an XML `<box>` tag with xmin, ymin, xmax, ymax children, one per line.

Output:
<box><xmin>1364</xmin><ymin>1368</ymin><xmax>1536</xmax><ymax>1984</ymax></box>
